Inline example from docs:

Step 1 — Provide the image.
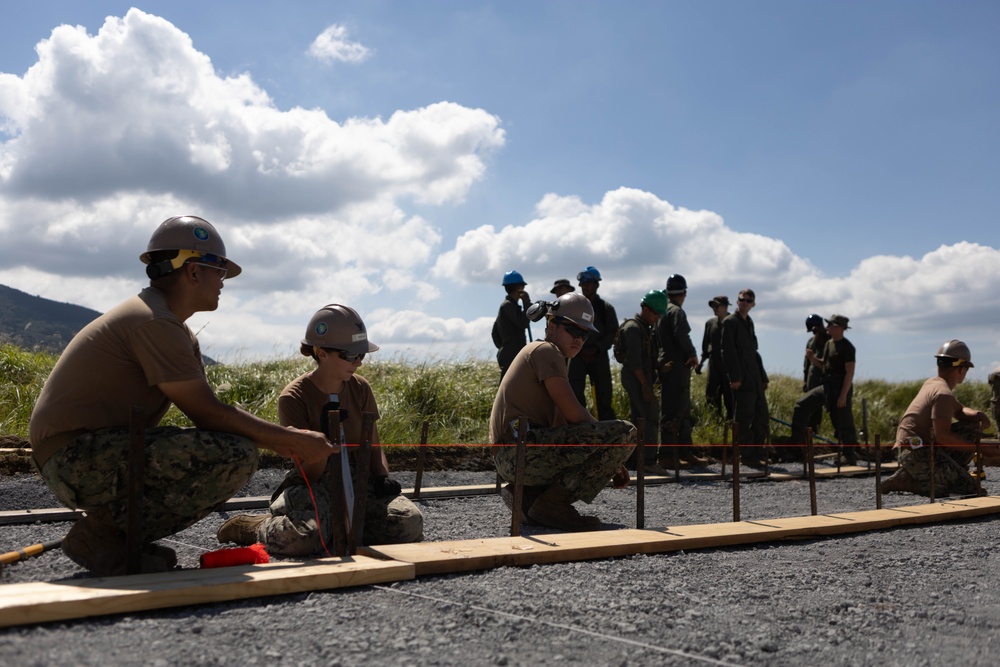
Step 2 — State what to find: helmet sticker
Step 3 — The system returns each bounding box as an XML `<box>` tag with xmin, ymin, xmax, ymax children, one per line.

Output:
<box><xmin>316</xmin><ymin>322</ymin><xmax>328</xmax><ymax>335</ymax></box>
<box><xmin>582</xmin><ymin>312</ymin><xmax>593</xmax><ymax>321</ymax></box>
<box><xmin>193</xmin><ymin>227</ymin><xmax>210</xmax><ymax>242</ymax></box>
<box><xmin>352</xmin><ymin>333</ymin><xmax>367</xmax><ymax>342</ymax></box>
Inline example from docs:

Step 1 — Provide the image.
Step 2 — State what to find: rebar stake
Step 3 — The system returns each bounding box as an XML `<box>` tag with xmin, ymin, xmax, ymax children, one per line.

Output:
<box><xmin>636</xmin><ymin>418</ymin><xmax>645</xmax><ymax>530</ymax></box>
<box><xmin>875</xmin><ymin>433</ymin><xmax>883</xmax><ymax>510</ymax></box>
<box><xmin>732</xmin><ymin>421</ymin><xmax>741</xmax><ymax>522</ymax></box>
<box><xmin>807</xmin><ymin>427</ymin><xmax>817</xmax><ymax>516</ymax></box>
<box><xmin>510</xmin><ymin>416</ymin><xmax>528</xmax><ymax>537</ymax></box>
<box><xmin>413</xmin><ymin>421</ymin><xmax>429</xmax><ymax>499</ymax></box>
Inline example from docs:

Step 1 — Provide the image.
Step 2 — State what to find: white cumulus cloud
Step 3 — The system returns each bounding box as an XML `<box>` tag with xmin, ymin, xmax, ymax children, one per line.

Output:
<box><xmin>307</xmin><ymin>24</ymin><xmax>372</xmax><ymax>65</ymax></box>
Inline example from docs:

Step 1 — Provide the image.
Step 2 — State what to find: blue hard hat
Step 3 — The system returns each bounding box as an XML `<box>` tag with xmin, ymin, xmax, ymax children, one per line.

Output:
<box><xmin>502</xmin><ymin>270</ymin><xmax>526</xmax><ymax>286</ymax></box>
<box><xmin>576</xmin><ymin>266</ymin><xmax>602</xmax><ymax>283</ymax></box>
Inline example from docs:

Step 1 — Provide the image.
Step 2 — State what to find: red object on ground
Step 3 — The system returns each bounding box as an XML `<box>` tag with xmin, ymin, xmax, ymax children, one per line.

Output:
<box><xmin>199</xmin><ymin>543</ymin><xmax>270</xmax><ymax>568</ymax></box>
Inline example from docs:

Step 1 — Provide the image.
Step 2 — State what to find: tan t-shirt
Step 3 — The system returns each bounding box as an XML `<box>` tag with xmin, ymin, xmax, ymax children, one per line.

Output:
<box><xmin>895</xmin><ymin>376</ymin><xmax>962</xmax><ymax>445</ymax></box>
<box><xmin>30</xmin><ymin>287</ymin><xmax>205</xmax><ymax>465</ymax></box>
<box><xmin>277</xmin><ymin>372</ymin><xmax>379</xmax><ymax>445</ymax></box>
<box><xmin>488</xmin><ymin>340</ymin><xmax>569</xmax><ymax>444</ymax></box>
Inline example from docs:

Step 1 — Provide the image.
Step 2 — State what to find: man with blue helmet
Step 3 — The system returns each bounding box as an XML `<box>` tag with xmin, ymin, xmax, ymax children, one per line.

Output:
<box><xmin>492</xmin><ymin>270</ymin><xmax>531</xmax><ymax>379</ymax></box>
<box><xmin>568</xmin><ymin>266</ymin><xmax>618</xmax><ymax>421</ymax></box>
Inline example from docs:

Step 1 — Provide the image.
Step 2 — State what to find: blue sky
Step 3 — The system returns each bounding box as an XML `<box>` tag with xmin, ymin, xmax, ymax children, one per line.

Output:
<box><xmin>1</xmin><ymin>2</ymin><xmax>998</xmax><ymax>381</ymax></box>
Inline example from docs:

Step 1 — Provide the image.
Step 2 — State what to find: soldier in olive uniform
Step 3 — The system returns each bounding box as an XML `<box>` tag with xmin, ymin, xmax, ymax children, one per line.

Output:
<box><xmin>618</xmin><ymin>290</ymin><xmax>667</xmax><ymax>469</ymax></box>
<box><xmin>791</xmin><ymin>314</ymin><xmax>858</xmax><ymax>464</ymax></box>
<box><xmin>656</xmin><ymin>274</ymin><xmax>703</xmax><ymax>466</ymax></box>
<box><xmin>721</xmin><ymin>289</ymin><xmax>771</xmax><ymax>462</ymax></box>
<box><xmin>568</xmin><ymin>267</ymin><xmax>619</xmax><ymax>421</ymax></box>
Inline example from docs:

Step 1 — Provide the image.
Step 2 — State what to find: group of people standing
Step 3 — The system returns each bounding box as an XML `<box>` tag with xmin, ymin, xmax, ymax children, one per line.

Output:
<box><xmin>492</xmin><ymin>267</ymin><xmax>998</xmax><ymax>511</ymax></box>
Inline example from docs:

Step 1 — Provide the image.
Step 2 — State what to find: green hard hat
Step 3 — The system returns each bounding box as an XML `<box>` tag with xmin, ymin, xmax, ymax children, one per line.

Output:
<box><xmin>642</xmin><ymin>289</ymin><xmax>668</xmax><ymax>315</ymax></box>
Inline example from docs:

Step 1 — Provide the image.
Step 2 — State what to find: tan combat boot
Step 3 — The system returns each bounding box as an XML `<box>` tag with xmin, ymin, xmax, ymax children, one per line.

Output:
<box><xmin>217</xmin><ymin>514</ymin><xmax>268</xmax><ymax>545</ymax></box>
<box><xmin>500</xmin><ymin>484</ymin><xmax>543</xmax><ymax>525</ymax></box>
<box><xmin>62</xmin><ymin>510</ymin><xmax>176</xmax><ymax>576</ymax></box>
<box><xmin>526</xmin><ymin>484</ymin><xmax>602</xmax><ymax>531</ymax></box>
<box><xmin>879</xmin><ymin>469</ymin><xmax>923</xmax><ymax>494</ymax></box>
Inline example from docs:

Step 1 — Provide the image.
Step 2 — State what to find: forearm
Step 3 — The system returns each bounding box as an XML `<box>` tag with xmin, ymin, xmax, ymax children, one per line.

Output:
<box><xmin>371</xmin><ymin>445</ymin><xmax>390</xmax><ymax>477</ymax></box>
<box><xmin>839</xmin><ymin>366</ymin><xmax>855</xmax><ymax>402</ymax></box>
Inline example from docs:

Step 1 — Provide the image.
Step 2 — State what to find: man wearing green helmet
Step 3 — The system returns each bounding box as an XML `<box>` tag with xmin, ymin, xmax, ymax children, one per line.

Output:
<box><xmin>616</xmin><ymin>290</ymin><xmax>666</xmax><ymax>471</ymax></box>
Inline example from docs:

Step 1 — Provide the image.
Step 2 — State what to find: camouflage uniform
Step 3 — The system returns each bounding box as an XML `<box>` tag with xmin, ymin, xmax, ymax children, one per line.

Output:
<box><xmin>40</xmin><ymin>426</ymin><xmax>257</xmax><ymax>542</ymax></box>
<box><xmin>896</xmin><ymin>421</ymin><xmax>981</xmax><ymax>497</ymax></box>
<box><xmin>494</xmin><ymin>420</ymin><xmax>636</xmax><ymax>504</ymax></box>
<box><xmin>260</xmin><ymin>463</ymin><xmax>423</xmax><ymax>557</ymax></box>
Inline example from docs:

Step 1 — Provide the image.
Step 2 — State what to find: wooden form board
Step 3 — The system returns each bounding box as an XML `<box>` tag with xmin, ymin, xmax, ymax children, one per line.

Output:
<box><xmin>0</xmin><ymin>554</ymin><xmax>413</xmax><ymax>629</ymax></box>
<box><xmin>367</xmin><ymin>495</ymin><xmax>1000</xmax><ymax>576</ymax></box>
<box><xmin>2</xmin><ymin>497</ymin><xmax>997</xmax><ymax>629</ymax></box>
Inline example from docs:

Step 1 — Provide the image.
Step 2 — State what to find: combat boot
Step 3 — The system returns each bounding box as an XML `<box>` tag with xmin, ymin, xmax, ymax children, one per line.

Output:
<box><xmin>62</xmin><ymin>510</ymin><xmax>176</xmax><ymax>577</ymax></box>
<box><xmin>217</xmin><ymin>514</ymin><xmax>268</xmax><ymax>545</ymax></box>
<box><xmin>644</xmin><ymin>463</ymin><xmax>672</xmax><ymax>476</ymax></box>
<box><xmin>879</xmin><ymin>469</ymin><xmax>923</xmax><ymax>494</ymax></box>
<box><xmin>526</xmin><ymin>484</ymin><xmax>602</xmax><ymax>531</ymax></box>
<box><xmin>500</xmin><ymin>484</ymin><xmax>542</xmax><ymax>525</ymax></box>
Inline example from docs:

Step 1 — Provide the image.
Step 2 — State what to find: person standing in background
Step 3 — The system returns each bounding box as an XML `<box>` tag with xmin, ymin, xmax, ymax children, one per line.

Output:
<box><xmin>568</xmin><ymin>266</ymin><xmax>618</xmax><ymax>421</ymax></box>
<box><xmin>492</xmin><ymin>270</ymin><xmax>531</xmax><ymax>379</ymax></box>
<box><xmin>698</xmin><ymin>296</ymin><xmax>733</xmax><ymax>420</ymax></box>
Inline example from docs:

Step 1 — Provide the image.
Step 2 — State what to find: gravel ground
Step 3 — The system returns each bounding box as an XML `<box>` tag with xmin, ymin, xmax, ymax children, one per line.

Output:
<box><xmin>2</xmin><ymin>462</ymin><xmax>1000</xmax><ymax>667</ymax></box>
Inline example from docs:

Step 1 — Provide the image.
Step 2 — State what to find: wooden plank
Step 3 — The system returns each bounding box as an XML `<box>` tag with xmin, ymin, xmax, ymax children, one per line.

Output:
<box><xmin>368</xmin><ymin>495</ymin><xmax>1000</xmax><ymax>576</ymax></box>
<box><xmin>0</xmin><ymin>555</ymin><xmax>413</xmax><ymax>628</ymax></box>
<box><xmin>0</xmin><ymin>508</ymin><xmax>83</xmax><ymax>525</ymax></box>
<box><xmin>4</xmin><ymin>497</ymin><xmax>998</xmax><ymax>628</ymax></box>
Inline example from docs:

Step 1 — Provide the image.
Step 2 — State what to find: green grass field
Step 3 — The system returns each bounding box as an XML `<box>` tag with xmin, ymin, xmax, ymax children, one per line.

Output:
<box><xmin>2</xmin><ymin>341</ymin><xmax>994</xmax><ymax>450</ymax></box>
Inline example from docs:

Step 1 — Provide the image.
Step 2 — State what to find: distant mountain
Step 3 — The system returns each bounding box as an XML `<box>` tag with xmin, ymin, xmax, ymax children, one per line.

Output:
<box><xmin>0</xmin><ymin>284</ymin><xmax>103</xmax><ymax>353</ymax></box>
<box><xmin>0</xmin><ymin>284</ymin><xmax>218</xmax><ymax>364</ymax></box>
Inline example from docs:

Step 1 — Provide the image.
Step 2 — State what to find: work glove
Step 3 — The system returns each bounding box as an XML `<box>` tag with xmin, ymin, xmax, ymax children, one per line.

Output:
<box><xmin>372</xmin><ymin>475</ymin><xmax>402</xmax><ymax>498</ymax></box>
<box><xmin>695</xmin><ymin>363</ymin><xmax>703</xmax><ymax>375</ymax></box>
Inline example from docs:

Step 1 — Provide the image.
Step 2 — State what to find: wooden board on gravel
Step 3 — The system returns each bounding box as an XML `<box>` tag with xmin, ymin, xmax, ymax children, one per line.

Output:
<box><xmin>367</xmin><ymin>495</ymin><xmax>1000</xmax><ymax>576</ymax></box>
<box><xmin>0</xmin><ymin>554</ymin><xmax>414</xmax><ymax>628</ymax></box>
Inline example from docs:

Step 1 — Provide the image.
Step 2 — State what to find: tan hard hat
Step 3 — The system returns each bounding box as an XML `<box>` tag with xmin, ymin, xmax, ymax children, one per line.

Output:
<box><xmin>140</xmin><ymin>216</ymin><xmax>242</xmax><ymax>278</ymax></box>
<box><xmin>301</xmin><ymin>304</ymin><xmax>380</xmax><ymax>355</ymax></box>
<box><xmin>549</xmin><ymin>292</ymin><xmax>598</xmax><ymax>332</ymax></box>
<box><xmin>935</xmin><ymin>339</ymin><xmax>974</xmax><ymax>368</ymax></box>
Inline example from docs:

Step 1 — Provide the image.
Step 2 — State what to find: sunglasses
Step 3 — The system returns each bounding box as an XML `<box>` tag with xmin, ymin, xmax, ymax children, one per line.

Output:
<box><xmin>324</xmin><ymin>348</ymin><xmax>366</xmax><ymax>363</ymax></box>
<box><xmin>193</xmin><ymin>262</ymin><xmax>228</xmax><ymax>280</ymax></box>
<box><xmin>560</xmin><ymin>322</ymin><xmax>590</xmax><ymax>340</ymax></box>
<box><xmin>738</xmin><ymin>298</ymin><xmax>754</xmax><ymax>304</ymax></box>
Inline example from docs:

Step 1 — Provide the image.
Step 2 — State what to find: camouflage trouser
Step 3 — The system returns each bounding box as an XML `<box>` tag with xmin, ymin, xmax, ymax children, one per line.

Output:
<box><xmin>898</xmin><ymin>446</ymin><xmax>978</xmax><ymax>497</ymax></box>
<box><xmin>494</xmin><ymin>420</ymin><xmax>636</xmax><ymax>504</ymax></box>
<box><xmin>260</xmin><ymin>466</ymin><xmax>424</xmax><ymax>557</ymax></box>
<box><xmin>40</xmin><ymin>426</ymin><xmax>257</xmax><ymax>542</ymax></box>
<box><xmin>896</xmin><ymin>422</ymin><xmax>982</xmax><ymax>497</ymax></box>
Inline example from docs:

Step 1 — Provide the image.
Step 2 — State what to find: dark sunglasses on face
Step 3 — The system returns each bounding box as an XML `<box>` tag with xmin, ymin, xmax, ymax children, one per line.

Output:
<box><xmin>324</xmin><ymin>348</ymin><xmax>366</xmax><ymax>363</ymax></box>
<box><xmin>560</xmin><ymin>323</ymin><xmax>590</xmax><ymax>340</ymax></box>
<box><xmin>738</xmin><ymin>298</ymin><xmax>754</xmax><ymax>304</ymax></box>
